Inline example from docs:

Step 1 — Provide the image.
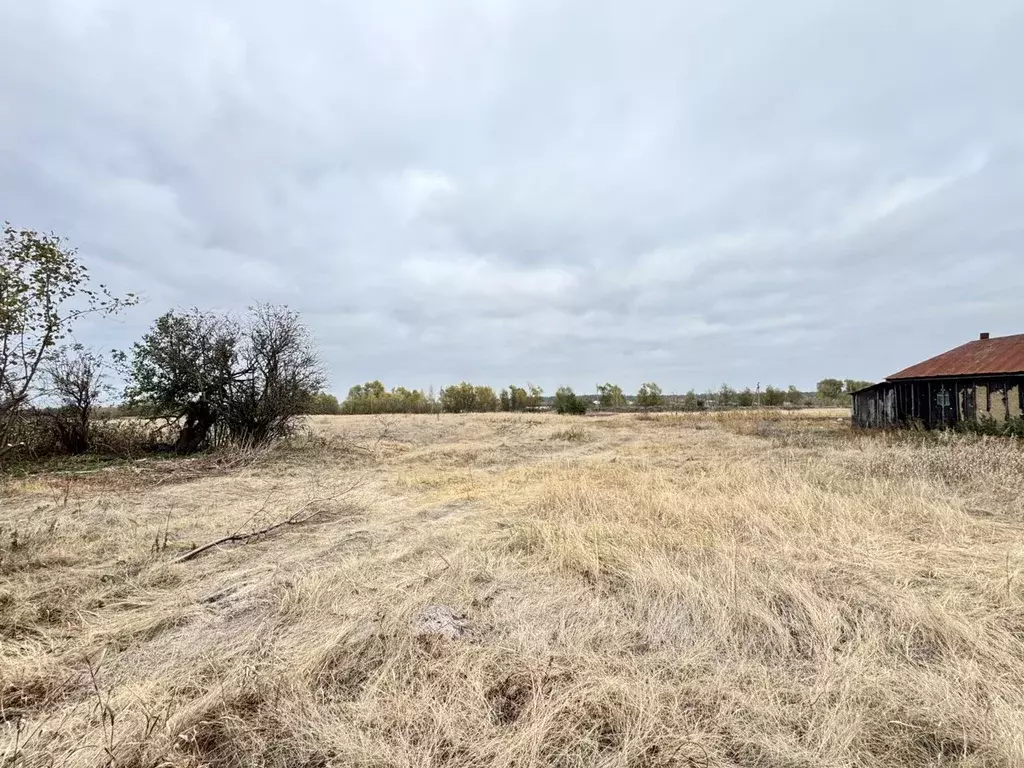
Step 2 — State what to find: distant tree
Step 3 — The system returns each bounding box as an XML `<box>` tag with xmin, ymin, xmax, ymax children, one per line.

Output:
<box><xmin>526</xmin><ymin>384</ymin><xmax>544</xmax><ymax>410</ymax></box>
<box><xmin>356</xmin><ymin>381</ymin><xmax>387</xmax><ymax>400</ymax></box>
<box><xmin>816</xmin><ymin>378</ymin><xmax>845</xmax><ymax>401</ymax></box>
<box><xmin>342</xmin><ymin>382</ymin><xmax>430</xmax><ymax>413</ymax></box>
<box><xmin>737</xmin><ymin>387</ymin><xmax>755</xmax><ymax>407</ymax></box>
<box><xmin>636</xmin><ymin>382</ymin><xmax>663</xmax><ymax>408</ymax></box>
<box><xmin>762</xmin><ymin>385</ymin><xmax>785</xmax><ymax>407</ymax></box>
<box><xmin>440</xmin><ymin>381</ymin><xmax>478</xmax><ymax>413</ymax></box>
<box><xmin>682</xmin><ymin>390</ymin><xmax>700</xmax><ymax>411</ymax></box>
<box><xmin>474</xmin><ymin>385</ymin><xmax>499</xmax><ymax>412</ymax></box>
<box><xmin>785</xmin><ymin>385</ymin><xmax>803</xmax><ymax>406</ymax></box>
<box><xmin>508</xmin><ymin>385</ymin><xmax>530</xmax><ymax>412</ymax></box>
<box><xmin>391</xmin><ymin>386</ymin><xmax>429</xmax><ymax>413</ymax></box>
<box><xmin>305</xmin><ymin>391</ymin><xmax>342</xmax><ymax>415</ymax></box>
<box><xmin>555</xmin><ymin>386</ymin><xmax>588</xmax><ymax>415</ymax></box>
<box><xmin>844</xmin><ymin>379</ymin><xmax>874</xmax><ymax>394</ymax></box>
<box><xmin>436</xmin><ymin>382</ymin><xmax>499</xmax><ymax>413</ymax></box>
<box><xmin>597</xmin><ymin>382</ymin><xmax>627</xmax><ymax>408</ymax></box>
<box><xmin>430</xmin><ymin>380</ymin><xmax>540</xmax><ymax>411</ymax></box>
<box><xmin>718</xmin><ymin>384</ymin><xmax>736</xmax><ymax>408</ymax></box>
<box><xmin>342</xmin><ymin>380</ymin><xmax>386</xmax><ymax>413</ymax></box>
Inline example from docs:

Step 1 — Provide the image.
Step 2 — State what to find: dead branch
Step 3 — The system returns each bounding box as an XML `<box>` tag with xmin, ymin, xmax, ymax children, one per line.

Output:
<box><xmin>172</xmin><ymin>477</ymin><xmax>365</xmax><ymax>564</ymax></box>
<box><xmin>171</xmin><ymin>498</ymin><xmax>330</xmax><ymax>563</ymax></box>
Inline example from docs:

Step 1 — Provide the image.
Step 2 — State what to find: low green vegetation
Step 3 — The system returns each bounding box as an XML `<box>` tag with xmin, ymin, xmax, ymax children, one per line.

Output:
<box><xmin>554</xmin><ymin>386</ymin><xmax>588</xmax><ymax>415</ymax></box>
<box><xmin>962</xmin><ymin>415</ymin><xmax>1024</xmax><ymax>438</ymax></box>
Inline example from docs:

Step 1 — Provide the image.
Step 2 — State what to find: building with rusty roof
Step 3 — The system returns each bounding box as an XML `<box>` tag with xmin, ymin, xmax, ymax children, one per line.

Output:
<box><xmin>851</xmin><ymin>333</ymin><xmax>1024</xmax><ymax>429</ymax></box>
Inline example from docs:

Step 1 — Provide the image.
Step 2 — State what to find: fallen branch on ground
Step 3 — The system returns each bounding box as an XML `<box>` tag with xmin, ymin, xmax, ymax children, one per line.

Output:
<box><xmin>172</xmin><ymin>477</ymin><xmax>365</xmax><ymax>563</ymax></box>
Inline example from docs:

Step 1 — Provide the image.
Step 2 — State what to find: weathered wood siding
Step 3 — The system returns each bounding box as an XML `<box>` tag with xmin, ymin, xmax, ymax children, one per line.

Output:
<box><xmin>852</xmin><ymin>384</ymin><xmax>897</xmax><ymax>428</ymax></box>
<box><xmin>852</xmin><ymin>375</ymin><xmax>1024</xmax><ymax>429</ymax></box>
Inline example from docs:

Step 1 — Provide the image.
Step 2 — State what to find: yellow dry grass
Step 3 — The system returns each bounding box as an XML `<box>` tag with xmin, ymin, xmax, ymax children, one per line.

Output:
<box><xmin>3</xmin><ymin>409</ymin><xmax>1024</xmax><ymax>767</ymax></box>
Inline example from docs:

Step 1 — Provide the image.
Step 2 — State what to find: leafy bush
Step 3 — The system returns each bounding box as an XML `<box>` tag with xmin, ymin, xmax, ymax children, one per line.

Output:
<box><xmin>555</xmin><ymin>387</ymin><xmax>588</xmax><ymax>415</ymax></box>
<box><xmin>118</xmin><ymin>305</ymin><xmax>324</xmax><ymax>452</ymax></box>
<box><xmin>961</xmin><ymin>415</ymin><xmax>1024</xmax><ymax>438</ymax></box>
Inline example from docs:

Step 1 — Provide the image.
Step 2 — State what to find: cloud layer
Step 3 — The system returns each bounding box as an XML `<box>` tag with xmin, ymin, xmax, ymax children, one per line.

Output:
<box><xmin>2</xmin><ymin>1</ymin><xmax>1022</xmax><ymax>394</ymax></box>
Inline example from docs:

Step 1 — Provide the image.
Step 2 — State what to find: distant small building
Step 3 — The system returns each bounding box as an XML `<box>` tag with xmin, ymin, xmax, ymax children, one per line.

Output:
<box><xmin>852</xmin><ymin>333</ymin><xmax>1024</xmax><ymax>429</ymax></box>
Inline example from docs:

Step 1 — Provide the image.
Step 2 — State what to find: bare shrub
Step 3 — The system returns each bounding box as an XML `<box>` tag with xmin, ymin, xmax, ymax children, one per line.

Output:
<box><xmin>43</xmin><ymin>346</ymin><xmax>106</xmax><ymax>455</ymax></box>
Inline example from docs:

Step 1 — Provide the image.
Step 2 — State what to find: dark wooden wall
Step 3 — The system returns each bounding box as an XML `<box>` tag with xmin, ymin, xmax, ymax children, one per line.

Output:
<box><xmin>852</xmin><ymin>375</ymin><xmax>1024</xmax><ymax>429</ymax></box>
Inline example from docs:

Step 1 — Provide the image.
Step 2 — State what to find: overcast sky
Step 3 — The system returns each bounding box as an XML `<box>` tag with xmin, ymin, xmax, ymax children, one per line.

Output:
<box><xmin>2</xmin><ymin>1</ymin><xmax>1022</xmax><ymax>395</ymax></box>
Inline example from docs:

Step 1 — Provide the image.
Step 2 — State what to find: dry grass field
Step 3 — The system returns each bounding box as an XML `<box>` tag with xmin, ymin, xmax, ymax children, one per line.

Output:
<box><xmin>3</xmin><ymin>409</ymin><xmax>1024</xmax><ymax>767</ymax></box>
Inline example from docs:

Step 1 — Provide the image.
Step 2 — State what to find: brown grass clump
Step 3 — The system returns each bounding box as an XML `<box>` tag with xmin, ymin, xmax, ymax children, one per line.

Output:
<box><xmin>3</xmin><ymin>409</ymin><xmax>1024</xmax><ymax>767</ymax></box>
<box><xmin>549</xmin><ymin>426</ymin><xmax>587</xmax><ymax>442</ymax></box>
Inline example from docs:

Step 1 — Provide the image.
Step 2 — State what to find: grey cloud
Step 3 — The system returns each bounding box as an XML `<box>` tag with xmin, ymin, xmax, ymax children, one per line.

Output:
<box><xmin>1</xmin><ymin>0</ymin><xmax>1022</xmax><ymax>395</ymax></box>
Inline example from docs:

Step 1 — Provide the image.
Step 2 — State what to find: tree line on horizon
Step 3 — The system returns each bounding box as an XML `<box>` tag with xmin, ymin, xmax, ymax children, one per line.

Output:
<box><xmin>311</xmin><ymin>378</ymin><xmax>874</xmax><ymax>415</ymax></box>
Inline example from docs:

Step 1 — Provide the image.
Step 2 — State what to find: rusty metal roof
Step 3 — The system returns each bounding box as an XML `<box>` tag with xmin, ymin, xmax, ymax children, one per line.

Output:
<box><xmin>887</xmin><ymin>334</ymin><xmax>1024</xmax><ymax>380</ymax></box>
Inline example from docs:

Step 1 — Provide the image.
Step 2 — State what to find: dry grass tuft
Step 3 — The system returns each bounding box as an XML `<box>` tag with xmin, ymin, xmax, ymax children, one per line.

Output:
<box><xmin>549</xmin><ymin>426</ymin><xmax>587</xmax><ymax>442</ymax></box>
<box><xmin>3</xmin><ymin>409</ymin><xmax>1024</xmax><ymax>767</ymax></box>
